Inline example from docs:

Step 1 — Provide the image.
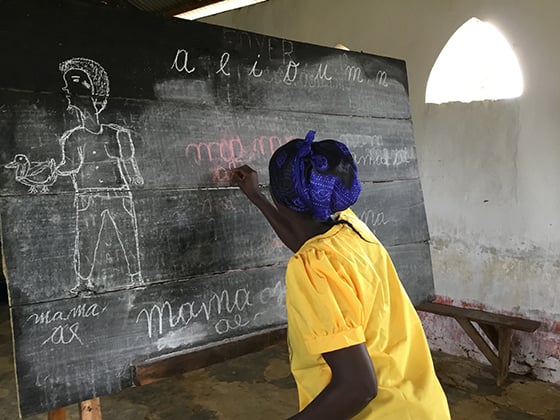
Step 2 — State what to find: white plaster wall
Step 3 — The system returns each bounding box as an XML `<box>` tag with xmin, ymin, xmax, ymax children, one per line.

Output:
<box><xmin>203</xmin><ymin>0</ymin><xmax>560</xmax><ymax>381</ymax></box>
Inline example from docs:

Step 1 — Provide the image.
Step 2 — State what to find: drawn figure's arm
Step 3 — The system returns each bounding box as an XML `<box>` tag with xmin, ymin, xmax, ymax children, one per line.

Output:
<box><xmin>117</xmin><ymin>128</ymin><xmax>144</xmax><ymax>186</ymax></box>
<box><xmin>56</xmin><ymin>130</ymin><xmax>83</xmax><ymax>176</ymax></box>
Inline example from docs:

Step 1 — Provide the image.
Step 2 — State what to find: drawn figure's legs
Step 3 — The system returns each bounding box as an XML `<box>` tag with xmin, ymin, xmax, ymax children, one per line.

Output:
<box><xmin>72</xmin><ymin>193</ymin><xmax>102</xmax><ymax>293</ymax></box>
<box><xmin>105</xmin><ymin>193</ymin><xmax>143</xmax><ymax>285</ymax></box>
<box><xmin>70</xmin><ymin>191</ymin><xmax>143</xmax><ymax>294</ymax></box>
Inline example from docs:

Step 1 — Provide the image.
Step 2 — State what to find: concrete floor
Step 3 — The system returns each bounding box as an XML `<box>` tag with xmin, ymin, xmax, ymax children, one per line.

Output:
<box><xmin>1</xmin><ymin>303</ymin><xmax>559</xmax><ymax>420</ymax></box>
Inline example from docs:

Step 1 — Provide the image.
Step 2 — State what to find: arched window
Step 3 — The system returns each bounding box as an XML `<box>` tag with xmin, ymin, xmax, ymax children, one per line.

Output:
<box><xmin>426</xmin><ymin>17</ymin><xmax>523</xmax><ymax>104</ymax></box>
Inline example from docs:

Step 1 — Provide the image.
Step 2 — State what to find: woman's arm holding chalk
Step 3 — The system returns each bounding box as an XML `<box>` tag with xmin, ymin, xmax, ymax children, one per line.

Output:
<box><xmin>232</xmin><ymin>165</ymin><xmax>301</xmax><ymax>252</ymax></box>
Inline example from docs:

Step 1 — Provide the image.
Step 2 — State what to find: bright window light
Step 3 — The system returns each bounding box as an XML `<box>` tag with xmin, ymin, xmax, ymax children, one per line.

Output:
<box><xmin>426</xmin><ymin>17</ymin><xmax>524</xmax><ymax>104</ymax></box>
<box><xmin>175</xmin><ymin>0</ymin><xmax>268</xmax><ymax>20</ymax></box>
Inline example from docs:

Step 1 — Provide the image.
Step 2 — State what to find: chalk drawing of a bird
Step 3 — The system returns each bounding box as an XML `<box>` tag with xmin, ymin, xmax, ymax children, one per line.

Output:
<box><xmin>4</xmin><ymin>154</ymin><xmax>58</xmax><ymax>194</ymax></box>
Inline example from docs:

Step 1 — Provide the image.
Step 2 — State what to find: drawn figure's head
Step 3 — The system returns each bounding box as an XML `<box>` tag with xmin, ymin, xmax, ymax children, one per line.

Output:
<box><xmin>59</xmin><ymin>58</ymin><xmax>110</xmax><ymax>115</ymax></box>
<box><xmin>269</xmin><ymin>130</ymin><xmax>361</xmax><ymax>221</ymax></box>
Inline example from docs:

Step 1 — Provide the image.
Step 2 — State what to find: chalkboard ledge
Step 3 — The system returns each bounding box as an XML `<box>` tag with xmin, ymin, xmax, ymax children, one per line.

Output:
<box><xmin>133</xmin><ymin>326</ymin><xmax>287</xmax><ymax>386</ymax></box>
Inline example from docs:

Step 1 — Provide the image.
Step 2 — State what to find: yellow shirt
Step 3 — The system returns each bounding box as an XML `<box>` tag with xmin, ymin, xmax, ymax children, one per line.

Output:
<box><xmin>285</xmin><ymin>209</ymin><xmax>450</xmax><ymax>419</ymax></box>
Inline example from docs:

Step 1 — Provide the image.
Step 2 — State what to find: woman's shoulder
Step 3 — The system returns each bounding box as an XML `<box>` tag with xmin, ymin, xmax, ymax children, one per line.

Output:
<box><xmin>338</xmin><ymin>209</ymin><xmax>380</xmax><ymax>244</ymax></box>
<box><xmin>294</xmin><ymin>209</ymin><xmax>384</xmax><ymax>263</ymax></box>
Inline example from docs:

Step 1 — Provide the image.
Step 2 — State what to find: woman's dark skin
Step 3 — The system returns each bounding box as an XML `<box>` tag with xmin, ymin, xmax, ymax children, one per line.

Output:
<box><xmin>232</xmin><ymin>165</ymin><xmax>378</xmax><ymax>419</ymax></box>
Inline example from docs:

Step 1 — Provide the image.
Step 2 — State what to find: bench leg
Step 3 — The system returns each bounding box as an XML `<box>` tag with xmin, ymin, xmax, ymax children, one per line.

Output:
<box><xmin>456</xmin><ymin>317</ymin><xmax>499</xmax><ymax>368</ymax></box>
<box><xmin>497</xmin><ymin>327</ymin><xmax>513</xmax><ymax>387</ymax></box>
<box><xmin>454</xmin><ymin>317</ymin><xmax>513</xmax><ymax>386</ymax></box>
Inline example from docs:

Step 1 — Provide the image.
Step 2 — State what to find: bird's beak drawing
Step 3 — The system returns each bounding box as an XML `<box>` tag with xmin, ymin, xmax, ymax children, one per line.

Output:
<box><xmin>4</xmin><ymin>160</ymin><xmax>17</xmax><ymax>169</ymax></box>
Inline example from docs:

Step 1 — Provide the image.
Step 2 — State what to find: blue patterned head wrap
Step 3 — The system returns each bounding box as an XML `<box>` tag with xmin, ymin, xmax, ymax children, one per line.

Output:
<box><xmin>269</xmin><ymin>130</ymin><xmax>361</xmax><ymax>221</ymax></box>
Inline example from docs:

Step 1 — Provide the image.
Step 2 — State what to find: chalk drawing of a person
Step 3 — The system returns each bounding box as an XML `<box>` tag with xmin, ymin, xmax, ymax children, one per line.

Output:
<box><xmin>55</xmin><ymin>57</ymin><xmax>144</xmax><ymax>294</ymax></box>
<box><xmin>3</xmin><ymin>58</ymin><xmax>144</xmax><ymax>294</ymax></box>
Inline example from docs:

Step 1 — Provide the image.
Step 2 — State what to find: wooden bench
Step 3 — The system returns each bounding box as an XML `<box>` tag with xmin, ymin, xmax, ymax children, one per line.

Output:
<box><xmin>417</xmin><ymin>302</ymin><xmax>541</xmax><ymax>386</ymax></box>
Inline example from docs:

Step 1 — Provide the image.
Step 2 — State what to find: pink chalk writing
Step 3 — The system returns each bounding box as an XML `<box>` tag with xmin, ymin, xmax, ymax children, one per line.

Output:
<box><xmin>184</xmin><ymin>134</ymin><xmax>296</xmax><ymax>166</ymax></box>
<box><xmin>184</xmin><ymin>134</ymin><xmax>297</xmax><ymax>184</ymax></box>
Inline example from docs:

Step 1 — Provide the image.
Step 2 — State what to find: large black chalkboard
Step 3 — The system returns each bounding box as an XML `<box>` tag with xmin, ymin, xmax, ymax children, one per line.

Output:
<box><xmin>0</xmin><ymin>0</ymin><xmax>434</xmax><ymax>416</ymax></box>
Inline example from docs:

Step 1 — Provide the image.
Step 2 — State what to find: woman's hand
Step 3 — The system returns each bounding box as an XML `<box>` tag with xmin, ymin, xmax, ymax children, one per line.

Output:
<box><xmin>232</xmin><ymin>165</ymin><xmax>261</xmax><ymax>202</ymax></box>
<box><xmin>232</xmin><ymin>164</ymin><xmax>299</xmax><ymax>252</ymax></box>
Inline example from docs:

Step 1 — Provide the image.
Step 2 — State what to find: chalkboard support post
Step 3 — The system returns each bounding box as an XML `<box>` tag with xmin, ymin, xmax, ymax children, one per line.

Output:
<box><xmin>47</xmin><ymin>407</ymin><xmax>66</xmax><ymax>420</ymax></box>
<box><xmin>79</xmin><ymin>398</ymin><xmax>102</xmax><ymax>420</ymax></box>
<box><xmin>46</xmin><ymin>398</ymin><xmax>101</xmax><ymax>420</ymax></box>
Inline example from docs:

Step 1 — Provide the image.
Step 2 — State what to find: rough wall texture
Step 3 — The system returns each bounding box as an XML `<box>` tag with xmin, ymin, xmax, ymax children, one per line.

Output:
<box><xmin>203</xmin><ymin>0</ymin><xmax>560</xmax><ymax>383</ymax></box>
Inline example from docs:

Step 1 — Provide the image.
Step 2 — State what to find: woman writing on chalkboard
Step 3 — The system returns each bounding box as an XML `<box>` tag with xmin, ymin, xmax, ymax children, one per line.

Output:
<box><xmin>232</xmin><ymin>131</ymin><xmax>450</xmax><ymax>419</ymax></box>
